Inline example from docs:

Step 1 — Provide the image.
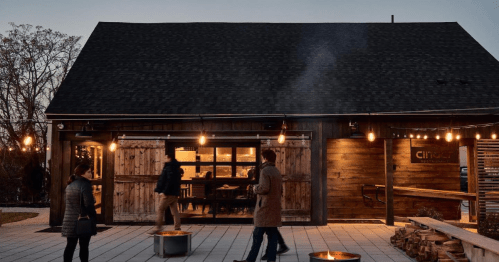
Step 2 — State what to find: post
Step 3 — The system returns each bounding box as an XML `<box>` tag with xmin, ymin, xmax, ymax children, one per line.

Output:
<box><xmin>466</xmin><ymin>140</ymin><xmax>476</xmax><ymax>222</ymax></box>
<box><xmin>384</xmin><ymin>139</ymin><xmax>394</xmax><ymax>226</ymax></box>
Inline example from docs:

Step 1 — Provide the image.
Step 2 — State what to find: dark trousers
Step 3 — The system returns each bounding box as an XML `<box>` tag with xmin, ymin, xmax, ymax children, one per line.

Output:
<box><xmin>64</xmin><ymin>236</ymin><xmax>91</xmax><ymax>262</ymax></box>
<box><xmin>265</xmin><ymin>229</ymin><xmax>285</xmax><ymax>253</ymax></box>
<box><xmin>246</xmin><ymin>227</ymin><xmax>278</xmax><ymax>262</ymax></box>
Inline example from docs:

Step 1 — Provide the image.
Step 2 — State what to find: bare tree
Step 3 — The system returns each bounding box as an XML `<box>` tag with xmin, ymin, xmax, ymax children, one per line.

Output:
<box><xmin>0</xmin><ymin>23</ymin><xmax>81</xmax><ymax>202</ymax></box>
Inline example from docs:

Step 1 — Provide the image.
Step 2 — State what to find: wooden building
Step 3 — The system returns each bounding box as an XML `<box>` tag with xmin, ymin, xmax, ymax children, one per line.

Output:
<box><xmin>45</xmin><ymin>22</ymin><xmax>499</xmax><ymax>226</ymax></box>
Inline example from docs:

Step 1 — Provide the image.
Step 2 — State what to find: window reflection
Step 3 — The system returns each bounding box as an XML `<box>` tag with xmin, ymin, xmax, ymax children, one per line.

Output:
<box><xmin>216</xmin><ymin>147</ymin><xmax>232</xmax><ymax>162</ymax></box>
<box><xmin>216</xmin><ymin>165</ymin><xmax>232</xmax><ymax>177</ymax></box>
<box><xmin>236</xmin><ymin>166</ymin><xmax>256</xmax><ymax>179</ymax></box>
<box><xmin>236</xmin><ymin>147</ymin><xmax>256</xmax><ymax>162</ymax></box>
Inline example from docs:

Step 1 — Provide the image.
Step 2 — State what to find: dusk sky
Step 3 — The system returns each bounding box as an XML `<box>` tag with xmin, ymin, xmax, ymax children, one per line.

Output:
<box><xmin>1</xmin><ymin>0</ymin><xmax>499</xmax><ymax>60</ymax></box>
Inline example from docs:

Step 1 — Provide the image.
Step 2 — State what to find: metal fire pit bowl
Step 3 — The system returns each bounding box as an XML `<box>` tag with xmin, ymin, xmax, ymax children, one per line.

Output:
<box><xmin>309</xmin><ymin>251</ymin><xmax>361</xmax><ymax>262</ymax></box>
<box><xmin>154</xmin><ymin>231</ymin><xmax>192</xmax><ymax>257</ymax></box>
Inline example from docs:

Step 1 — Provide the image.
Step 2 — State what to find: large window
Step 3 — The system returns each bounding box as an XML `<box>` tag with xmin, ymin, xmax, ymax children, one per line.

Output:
<box><xmin>168</xmin><ymin>142</ymin><xmax>259</xmax><ymax>220</ymax></box>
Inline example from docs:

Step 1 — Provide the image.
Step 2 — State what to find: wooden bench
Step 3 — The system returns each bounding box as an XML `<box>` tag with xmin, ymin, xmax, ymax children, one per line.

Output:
<box><xmin>409</xmin><ymin>217</ymin><xmax>499</xmax><ymax>261</ymax></box>
<box><xmin>374</xmin><ymin>185</ymin><xmax>476</xmax><ymax>201</ymax></box>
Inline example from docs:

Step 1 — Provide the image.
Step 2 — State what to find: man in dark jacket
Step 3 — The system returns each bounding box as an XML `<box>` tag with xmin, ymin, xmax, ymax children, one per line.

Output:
<box><xmin>150</xmin><ymin>154</ymin><xmax>182</xmax><ymax>234</ymax></box>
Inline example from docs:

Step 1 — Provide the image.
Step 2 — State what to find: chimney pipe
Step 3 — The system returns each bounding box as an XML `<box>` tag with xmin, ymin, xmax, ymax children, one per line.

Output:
<box><xmin>392</xmin><ymin>15</ymin><xmax>394</xmax><ymax>23</ymax></box>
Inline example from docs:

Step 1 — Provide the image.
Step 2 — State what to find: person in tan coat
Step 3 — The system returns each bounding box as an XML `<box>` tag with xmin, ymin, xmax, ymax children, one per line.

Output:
<box><xmin>234</xmin><ymin>149</ymin><xmax>282</xmax><ymax>262</ymax></box>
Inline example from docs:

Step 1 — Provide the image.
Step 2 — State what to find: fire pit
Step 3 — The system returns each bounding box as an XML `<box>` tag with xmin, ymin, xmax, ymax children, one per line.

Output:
<box><xmin>154</xmin><ymin>231</ymin><xmax>192</xmax><ymax>257</ymax></box>
<box><xmin>309</xmin><ymin>251</ymin><xmax>361</xmax><ymax>262</ymax></box>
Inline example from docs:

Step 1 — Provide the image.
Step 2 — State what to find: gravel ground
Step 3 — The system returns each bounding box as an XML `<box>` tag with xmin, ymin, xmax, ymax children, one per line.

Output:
<box><xmin>0</xmin><ymin>207</ymin><xmax>50</xmax><ymax>227</ymax></box>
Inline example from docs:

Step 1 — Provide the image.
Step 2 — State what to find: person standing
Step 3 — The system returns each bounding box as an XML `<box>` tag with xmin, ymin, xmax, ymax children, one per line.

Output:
<box><xmin>62</xmin><ymin>164</ymin><xmax>97</xmax><ymax>262</ymax></box>
<box><xmin>234</xmin><ymin>149</ymin><xmax>282</xmax><ymax>262</ymax></box>
<box><xmin>150</xmin><ymin>154</ymin><xmax>182</xmax><ymax>234</ymax></box>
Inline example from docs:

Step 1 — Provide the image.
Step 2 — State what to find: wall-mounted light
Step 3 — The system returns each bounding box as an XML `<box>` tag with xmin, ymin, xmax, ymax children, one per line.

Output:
<box><xmin>109</xmin><ymin>138</ymin><xmax>117</xmax><ymax>152</ymax></box>
<box><xmin>57</xmin><ymin>123</ymin><xmax>64</xmax><ymax>130</ymax></box>
<box><xmin>367</xmin><ymin>128</ymin><xmax>375</xmax><ymax>142</ymax></box>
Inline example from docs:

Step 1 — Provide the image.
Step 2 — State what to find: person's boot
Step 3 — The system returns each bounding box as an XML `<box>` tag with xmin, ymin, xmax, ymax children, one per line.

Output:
<box><xmin>277</xmin><ymin>243</ymin><xmax>290</xmax><ymax>254</ymax></box>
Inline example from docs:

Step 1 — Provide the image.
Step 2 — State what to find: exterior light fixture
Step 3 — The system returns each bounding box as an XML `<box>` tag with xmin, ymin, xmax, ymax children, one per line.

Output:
<box><xmin>476</xmin><ymin>133</ymin><xmax>481</xmax><ymax>140</ymax></box>
<box><xmin>109</xmin><ymin>138</ymin><xmax>117</xmax><ymax>152</ymax></box>
<box><xmin>75</xmin><ymin>122</ymin><xmax>92</xmax><ymax>138</ymax></box>
<box><xmin>22</xmin><ymin>148</ymin><xmax>26</xmax><ymax>152</ymax></box>
<box><xmin>436</xmin><ymin>134</ymin><xmax>440</xmax><ymax>140</ymax></box>
<box><xmin>445</xmin><ymin>130</ymin><xmax>453</xmax><ymax>142</ymax></box>
<box><xmin>423</xmin><ymin>135</ymin><xmax>428</xmax><ymax>139</ymax></box>
<box><xmin>24</xmin><ymin>136</ymin><xmax>33</xmax><ymax>146</ymax></box>
<box><xmin>456</xmin><ymin>134</ymin><xmax>461</xmax><ymax>140</ymax></box>
<box><xmin>416</xmin><ymin>134</ymin><xmax>421</xmax><ymax>139</ymax></box>
<box><xmin>278</xmin><ymin>120</ymin><xmax>287</xmax><ymax>144</ymax></box>
<box><xmin>367</xmin><ymin>128</ymin><xmax>375</xmax><ymax>142</ymax></box>
<box><xmin>199</xmin><ymin>130</ymin><xmax>207</xmax><ymax>145</ymax></box>
<box><xmin>492</xmin><ymin>134</ymin><xmax>497</xmax><ymax>139</ymax></box>
<box><xmin>8</xmin><ymin>147</ymin><xmax>13</xmax><ymax>151</ymax></box>
<box><xmin>409</xmin><ymin>134</ymin><xmax>414</xmax><ymax>139</ymax></box>
<box><xmin>57</xmin><ymin>123</ymin><xmax>64</xmax><ymax>130</ymax></box>
<box><xmin>46</xmin><ymin>146</ymin><xmax>50</xmax><ymax>151</ymax></box>
<box><xmin>35</xmin><ymin>147</ymin><xmax>40</xmax><ymax>151</ymax></box>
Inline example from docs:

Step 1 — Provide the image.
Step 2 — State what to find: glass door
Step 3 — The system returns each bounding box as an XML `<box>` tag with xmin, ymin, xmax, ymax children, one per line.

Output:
<box><xmin>168</xmin><ymin>142</ymin><xmax>260</xmax><ymax>223</ymax></box>
<box><xmin>72</xmin><ymin>142</ymin><xmax>105</xmax><ymax>223</ymax></box>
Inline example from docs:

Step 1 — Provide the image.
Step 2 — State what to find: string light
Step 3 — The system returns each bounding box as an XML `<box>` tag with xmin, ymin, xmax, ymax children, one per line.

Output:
<box><xmin>445</xmin><ymin>131</ymin><xmax>453</xmax><ymax>142</ymax></box>
<box><xmin>199</xmin><ymin>130</ymin><xmax>207</xmax><ymax>145</ymax></box>
<box><xmin>492</xmin><ymin>134</ymin><xmax>497</xmax><ymax>139</ymax></box>
<box><xmin>278</xmin><ymin>120</ymin><xmax>287</xmax><ymax>144</ymax></box>
<box><xmin>423</xmin><ymin>135</ymin><xmax>428</xmax><ymax>139</ymax></box>
<box><xmin>416</xmin><ymin>134</ymin><xmax>421</xmax><ymax>139</ymax></box>
<box><xmin>436</xmin><ymin>134</ymin><xmax>440</xmax><ymax>140</ymax></box>
<box><xmin>476</xmin><ymin>133</ymin><xmax>481</xmax><ymax>140</ymax></box>
<box><xmin>409</xmin><ymin>134</ymin><xmax>414</xmax><ymax>138</ymax></box>
<box><xmin>23</xmin><ymin>136</ymin><xmax>33</xmax><ymax>146</ymax></box>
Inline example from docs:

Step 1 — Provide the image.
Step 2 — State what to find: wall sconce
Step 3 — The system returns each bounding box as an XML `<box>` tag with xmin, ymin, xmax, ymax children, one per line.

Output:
<box><xmin>109</xmin><ymin>138</ymin><xmax>117</xmax><ymax>152</ymax></box>
<box><xmin>278</xmin><ymin>120</ymin><xmax>287</xmax><ymax>144</ymax></box>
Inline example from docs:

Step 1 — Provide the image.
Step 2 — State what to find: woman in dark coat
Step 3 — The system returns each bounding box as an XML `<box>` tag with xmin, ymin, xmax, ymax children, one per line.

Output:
<box><xmin>62</xmin><ymin>164</ymin><xmax>97</xmax><ymax>262</ymax></box>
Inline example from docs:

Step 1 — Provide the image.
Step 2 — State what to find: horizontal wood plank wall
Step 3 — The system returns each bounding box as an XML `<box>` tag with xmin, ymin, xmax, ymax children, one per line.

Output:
<box><xmin>264</xmin><ymin>140</ymin><xmax>311</xmax><ymax>222</ymax></box>
<box><xmin>327</xmin><ymin>139</ymin><xmax>461</xmax><ymax>219</ymax></box>
<box><xmin>113</xmin><ymin>140</ymin><xmax>167</xmax><ymax>222</ymax></box>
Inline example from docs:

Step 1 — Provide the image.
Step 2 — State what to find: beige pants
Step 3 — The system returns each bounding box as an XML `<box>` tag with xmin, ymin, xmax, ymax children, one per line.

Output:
<box><xmin>156</xmin><ymin>194</ymin><xmax>181</xmax><ymax>230</ymax></box>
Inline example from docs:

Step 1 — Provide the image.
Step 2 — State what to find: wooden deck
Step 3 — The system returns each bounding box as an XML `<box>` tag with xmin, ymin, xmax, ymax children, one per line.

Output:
<box><xmin>0</xmin><ymin>224</ymin><xmax>415</xmax><ymax>262</ymax></box>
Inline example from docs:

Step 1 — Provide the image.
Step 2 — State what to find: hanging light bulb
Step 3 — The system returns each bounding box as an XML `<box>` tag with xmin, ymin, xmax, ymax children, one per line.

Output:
<box><xmin>24</xmin><ymin>136</ymin><xmax>33</xmax><ymax>146</ymax></box>
<box><xmin>22</xmin><ymin>148</ymin><xmax>26</xmax><ymax>152</ymax></box>
<box><xmin>409</xmin><ymin>134</ymin><xmax>414</xmax><ymax>139</ymax></box>
<box><xmin>492</xmin><ymin>133</ymin><xmax>497</xmax><ymax>139</ymax></box>
<box><xmin>278</xmin><ymin>120</ymin><xmax>287</xmax><ymax>144</ymax></box>
<box><xmin>476</xmin><ymin>133</ymin><xmax>481</xmax><ymax>140</ymax></box>
<box><xmin>199</xmin><ymin>130</ymin><xmax>207</xmax><ymax>145</ymax></box>
<box><xmin>46</xmin><ymin>146</ymin><xmax>50</xmax><ymax>151</ymax></box>
<box><xmin>445</xmin><ymin>130</ymin><xmax>453</xmax><ymax>142</ymax></box>
<box><xmin>436</xmin><ymin>134</ymin><xmax>440</xmax><ymax>140</ymax></box>
<box><xmin>35</xmin><ymin>147</ymin><xmax>40</xmax><ymax>151</ymax></box>
<box><xmin>8</xmin><ymin>147</ymin><xmax>13</xmax><ymax>151</ymax></box>
<box><xmin>456</xmin><ymin>134</ymin><xmax>461</xmax><ymax>140</ymax></box>
<box><xmin>416</xmin><ymin>134</ymin><xmax>421</xmax><ymax>139</ymax></box>
<box><xmin>109</xmin><ymin>138</ymin><xmax>117</xmax><ymax>152</ymax></box>
<box><xmin>367</xmin><ymin>128</ymin><xmax>375</xmax><ymax>142</ymax></box>
<box><xmin>423</xmin><ymin>135</ymin><xmax>428</xmax><ymax>139</ymax></box>
<box><xmin>278</xmin><ymin>130</ymin><xmax>286</xmax><ymax>144</ymax></box>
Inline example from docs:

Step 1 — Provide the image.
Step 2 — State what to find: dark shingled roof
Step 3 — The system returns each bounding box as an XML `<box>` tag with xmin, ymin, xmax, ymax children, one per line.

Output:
<box><xmin>45</xmin><ymin>22</ymin><xmax>499</xmax><ymax>117</ymax></box>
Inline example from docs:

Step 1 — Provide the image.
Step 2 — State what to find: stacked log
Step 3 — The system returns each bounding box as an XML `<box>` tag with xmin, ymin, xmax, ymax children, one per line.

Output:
<box><xmin>390</xmin><ymin>224</ymin><xmax>469</xmax><ymax>262</ymax></box>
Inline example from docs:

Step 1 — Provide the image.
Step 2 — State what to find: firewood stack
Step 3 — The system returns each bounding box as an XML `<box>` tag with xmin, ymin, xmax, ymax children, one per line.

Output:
<box><xmin>390</xmin><ymin>224</ymin><xmax>469</xmax><ymax>262</ymax></box>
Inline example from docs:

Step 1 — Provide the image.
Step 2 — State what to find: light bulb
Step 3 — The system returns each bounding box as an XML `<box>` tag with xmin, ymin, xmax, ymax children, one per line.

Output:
<box><xmin>424</xmin><ymin>135</ymin><xmax>428</xmax><ymax>139</ymax></box>
<box><xmin>110</xmin><ymin>142</ymin><xmax>117</xmax><ymax>152</ymax></box>
<box><xmin>199</xmin><ymin>135</ymin><xmax>206</xmax><ymax>145</ymax></box>
<box><xmin>476</xmin><ymin>133</ymin><xmax>481</xmax><ymax>140</ymax></box>
<box><xmin>492</xmin><ymin>134</ymin><xmax>497</xmax><ymax>139</ymax></box>
<box><xmin>436</xmin><ymin>135</ymin><xmax>440</xmax><ymax>140</ymax></box>
<box><xmin>24</xmin><ymin>136</ymin><xmax>33</xmax><ymax>146</ymax></box>
<box><xmin>278</xmin><ymin>134</ymin><xmax>285</xmax><ymax>144</ymax></box>
<box><xmin>456</xmin><ymin>134</ymin><xmax>461</xmax><ymax>140</ymax></box>
<box><xmin>445</xmin><ymin>132</ymin><xmax>453</xmax><ymax>142</ymax></box>
<box><xmin>368</xmin><ymin>131</ymin><xmax>375</xmax><ymax>142</ymax></box>
<box><xmin>416</xmin><ymin>134</ymin><xmax>421</xmax><ymax>139</ymax></box>
<box><xmin>410</xmin><ymin>134</ymin><xmax>414</xmax><ymax>138</ymax></box>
